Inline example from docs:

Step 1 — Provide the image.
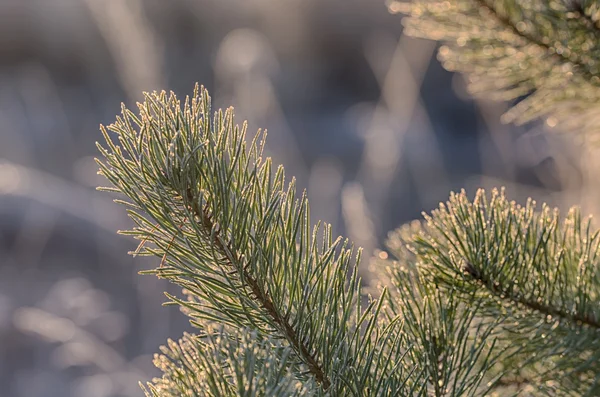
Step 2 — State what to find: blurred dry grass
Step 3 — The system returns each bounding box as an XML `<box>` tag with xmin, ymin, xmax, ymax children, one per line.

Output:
<box><xmin>0</xmin><ymin>1</ymin><xmax>596</xmax><ymax>396</ymax></box>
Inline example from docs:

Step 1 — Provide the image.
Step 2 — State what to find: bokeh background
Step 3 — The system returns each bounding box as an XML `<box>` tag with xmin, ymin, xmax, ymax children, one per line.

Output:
<box><xmin>0</xmin><ymin>1</ymin><xmax>597</xmax><ymax>396</ymax></box>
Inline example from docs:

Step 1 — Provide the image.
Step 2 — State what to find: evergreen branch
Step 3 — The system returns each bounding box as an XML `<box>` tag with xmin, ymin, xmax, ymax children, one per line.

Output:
<box><xmin>473</xmin><ymin>0</ymin><xmax>587</xmax><ymax>80</ymax></box>
<box><xmin>97</xmin><ymin>85</ymin><xmax>412</xmax><ymax>395</ymax></box>
<box><xmin>378</xmin><ymin>224</ymin><xmax>508</xmax><ymax>396</ymax></box>
<box><xmin>188</xmin><ymin>189</ymin><xmax>331</xmax><ymax>389</ymax></box>
<box><xmin>143</xmin><ymin>325</ymin><xmax>316</xmax><ymax>396</ymax></box>
<box><xmin>413</xmin><ymin>189</ymin><xmax>600</xmax><ymax>335</ymax></box>
<box><xmin>385</xmin><ymin>188</ymin><xmax>600</xmax><ymax>393</ymax></box>
<box><xmin>391</xmin><ymin>0</ymin><xmax>600</xmax><ymax>138</ymax></box>
<box><xmin>463</xmin><ymin>260</ymin><xmax>600</xmax><ymax>329</ymax></box>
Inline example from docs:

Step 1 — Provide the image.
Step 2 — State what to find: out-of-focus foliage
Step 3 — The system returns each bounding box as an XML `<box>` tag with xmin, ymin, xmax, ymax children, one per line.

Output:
<box><xmin>390</xmin><ymin>0</ymin><xmax>600</xmax><ymax>139</ymax></box>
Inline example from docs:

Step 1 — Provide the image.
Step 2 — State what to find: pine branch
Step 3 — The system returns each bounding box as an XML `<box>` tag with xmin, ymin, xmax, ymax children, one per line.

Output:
<box><xmin>377</xmin><ymin>224</ymin><xmax>507</xmax><ymax>396</ymax></box>
<box><xmin>143</xmin><ymin>325</ymin><xmax>317</xmax><ymax>396</ymax></box>
<box><xmin>463</xmin><ymin>260</ymin><xmax>600</xmax><ymax>329</ymax></box>
<box><xmin>188</xmin><ymin>190</ymin><xmax>330</xmax><ymax>389</ymax></box>
<box><xmin>414</xmin><ymin>189</ymin><xmax>600</xmax><ymax>333</ymax></box>
<box><xmin>96</xmin><ymin>81</ymin><xmax>600</xmax><ymax>394</ymax></box>
<box><xmin>391</xmin><ymin>0</ymin><xmax>600</xmax><ymax>138</ymax></box>
<box><xmin>96</xmin><ymin>85</ymin><xmax>412</xmax><ymax>395</ymax></box>
<box><xmin>473</xmin><ymin>0</ymin><xmax>595</xmax><ymax>80</ymax></box>
<box><xmin>382</xmin><ymin>188</ymin><xmax>600</xmax><ymax>394</ymax></box>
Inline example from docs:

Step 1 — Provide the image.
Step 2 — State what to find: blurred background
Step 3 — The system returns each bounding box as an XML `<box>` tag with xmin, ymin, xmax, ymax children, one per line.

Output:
<box><xmin>0</xmin><ymin>0</ymin><xmax>597</xmax><ymax>396</ymax></box>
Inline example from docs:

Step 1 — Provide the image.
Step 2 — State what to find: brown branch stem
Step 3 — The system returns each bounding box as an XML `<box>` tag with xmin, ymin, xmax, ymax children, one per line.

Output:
<box><xmin>185</xmin><ymin>189</ymin><xmax>332</xmax><ymax>390</ymax></box>
<box><xmin>464</xmin><ymin>262</ymin><xmax>600</xmax><ymax>330</ymax></box>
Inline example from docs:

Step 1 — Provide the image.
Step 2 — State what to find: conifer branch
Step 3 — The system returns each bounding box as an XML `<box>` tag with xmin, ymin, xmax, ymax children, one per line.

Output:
<box><xmin>378</xmin><ymin>225</ymin><xmax>506</xmax><ymax>396</ymax></box>
<box><xmin>97</xmin><ymin>81</ymin><xmax>600</xmax><ymax>394</ymax></box>
<box><xmin>474</xmin><ymin>0</ymin><xmax>597</xmax><ymax>81</ymax></box>
<box><xmin>143</xmin><ymin>326</ymin><xmax>317</xmax><ymax>396</ymax></box>
<box><xmin>187</xmin><ymin>189</ymin><xmax>331</xmax><ymax>389</ymax></box>
<box><xmin>91</xmin><ymin>0</ymin><xmax>600</xmax><ymax>390</ymax></box>
<box><xmin>392</xmin><ymin>0</ymin><xmax>600</xmax><ymax>138</ymax></box>
<box><xmin>97</xmin><ymin>85</ymin><xmax>412</xmax><ymax>395</ymax></box>
<box><xmin>463</xmin><ymin>260</ymin><xmax>600</xmax><ymax>330</ymax></box>
<box><xmin>380</xmin><ymin>188</ymin><xmax>600</xmax><ymax>394</ymax></box>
